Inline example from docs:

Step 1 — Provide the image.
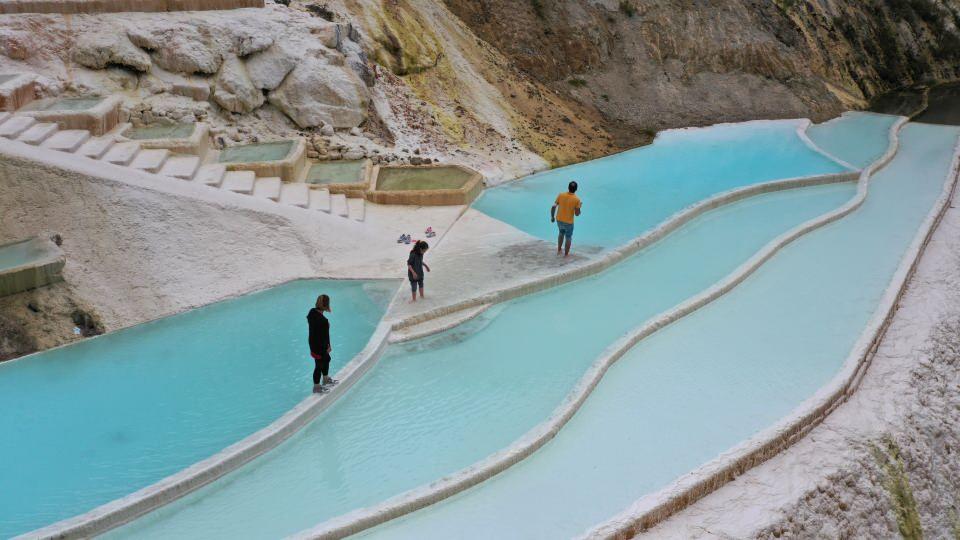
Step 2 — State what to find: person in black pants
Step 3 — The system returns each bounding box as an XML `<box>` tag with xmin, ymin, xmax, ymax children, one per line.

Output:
<box><xmin>307</xmin><ymin>294</ymin><xmax>338</xmax><ymax>394</ymax></box>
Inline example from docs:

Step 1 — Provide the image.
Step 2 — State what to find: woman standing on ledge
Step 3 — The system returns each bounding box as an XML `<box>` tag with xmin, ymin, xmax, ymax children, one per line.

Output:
<box><xmin>307</xmin><ymin>294</ymin><xmax>338</xmax><ymax>394</ymax></box>
<box><xmin>407</xmin><ymin>240</ymin><xmax>431</xmax><ymax>302</ymax></box>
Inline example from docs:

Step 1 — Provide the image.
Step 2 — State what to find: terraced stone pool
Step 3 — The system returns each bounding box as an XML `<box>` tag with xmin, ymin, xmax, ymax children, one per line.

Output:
<box><xmin>12</xmin><ymin>114</ymin><xmax>955</xmax><ymax>540</ymax></box>
<box><xmin>306</xmin><ymin>160</ymin><xmax>367</xmax><ymax>185</ymax></box>
<box><xmin>123</xmin><ymin>123</ymin><xmax>196</xmax><ymax>140</ymax></box>
<box><xmin>375</xmin><ymin>166</ymin><xmax>475</xmax><ymax>191</ymax></box>
<box><xmin>473</xmin><ymin>119</ymin><xmax>853</xmax><ymax>248</ymax></box>
<box><xmin>218</xmin><ymin>141</ymin><xmax>295</xmax><ymax>163</ymax></box>
<box><xmin>111</xmin><ymin>182</ymin><xmax>857</xmax><ymax>539</ymax></box>
<box><xmin>21</xmin><ymin>96</ymin><xmax>104</xmax><ymax>112</ymax></box>
<box><xmin>0</xmin><ymin>279</ymin><xmax>393</xmax><ymax>537</ymax></box>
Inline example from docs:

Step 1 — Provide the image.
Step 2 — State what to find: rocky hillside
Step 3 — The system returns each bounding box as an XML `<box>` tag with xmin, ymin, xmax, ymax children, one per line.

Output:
<box><xmin>444</xmin><ymin>0</ymin><xmax>960</xmax><ymax>132</ymax></box>
<box><xmin>0</xmin><ymin>0</ymin><xmax>622</xmax><ymax>181</ymax></box>
<box><xmin>0</xmin><ymin>0</ymin><xmax>956</xmax><ymax>181</ymax></box>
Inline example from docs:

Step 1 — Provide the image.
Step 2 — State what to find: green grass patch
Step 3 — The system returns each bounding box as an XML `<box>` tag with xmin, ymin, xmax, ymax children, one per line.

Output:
<box><xmin>873</xmin><ymin>437</ymin><xmax>924</xmax><ymax>540</ymax></box>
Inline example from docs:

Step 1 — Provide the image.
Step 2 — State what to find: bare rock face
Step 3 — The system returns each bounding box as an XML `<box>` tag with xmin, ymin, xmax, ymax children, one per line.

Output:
<box><xmin>213</xmin><ymin>54</ymin><xmax>264</xmax><ymax>113</ymax></box>
<box><xmin>245</xmin><ymin>42</ymin><xmax>298</xmax><ymax>90</ymax></box>
<box><xmin>72</xmin><ymin>33</ymin><xmax>151</xmax><ymax>73</ymax></box>
<box><xmin>128</xmin><ymin>25</ymin><xmax>224</xmax><ymax>75</ymax></box>
<box><xmin>268</xmin><ymin>57</ymin><xmax>367</xmax><ymax>128</ymax></box>
<box><xmin>0</xmin><ymin>30</ymin><xmax>35</xmax><ymax>61</ymax></box>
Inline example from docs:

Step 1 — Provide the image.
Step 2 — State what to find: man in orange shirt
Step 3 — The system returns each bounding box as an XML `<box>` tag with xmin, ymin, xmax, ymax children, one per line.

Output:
<box><xmin>550</xmin><ymin>180</ymin><xmax>582</xmax><ymax>257</ymax></box>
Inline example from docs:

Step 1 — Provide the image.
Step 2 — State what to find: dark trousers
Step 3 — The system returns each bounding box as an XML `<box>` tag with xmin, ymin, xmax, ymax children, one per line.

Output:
<box><xmin>313</xmin><ymin>353</ymin><xmax>330</xmax><ymax>384</ymax></box>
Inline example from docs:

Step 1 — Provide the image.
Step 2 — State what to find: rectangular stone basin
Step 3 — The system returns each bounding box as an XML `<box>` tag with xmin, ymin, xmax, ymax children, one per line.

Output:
<box><xmin>22</xmin><ymin>97</ymin><xmax>103</xmax><ymax>112</ymax></box>
<box><xmin>219</xmin><ymin>141</ymin><xmax>295</xmax><ymax>163</ymax></box>
<box><xmin>124</xmin><ymin>123</ymin><xmax>195</xmax><ymax>140</ymax></box>
<box><xmin>0</xmin><ymin>236</ymin><xmax>65</xmax><ymax>297</ymax></box>
<box><xmin>305</xmin><ymin>159</ymin><xmax>369</xmax><ymax>196</ymax></box>
<box><xmin>367</xmin><ymin>164</ymin><xmax>483</xmax><ymax>206</ymax></box>
<box><xmin>121</xmin><ymin>122</ymin><xmax>208</xmax><ymax>155</ymax></box>
<box><xmin>18</xmin><ymin>95</ymin><xmax>120</xmax><ymax>135</ymax></box>
<box><xmin>0</xmin><ymin>73</ymin><xmax>36</xmax><ymax>111</ymax></box>
<box><xmin>218</xmin><ymin>140</ymin><xmax>306</xmax><ymax>182</ymax></box>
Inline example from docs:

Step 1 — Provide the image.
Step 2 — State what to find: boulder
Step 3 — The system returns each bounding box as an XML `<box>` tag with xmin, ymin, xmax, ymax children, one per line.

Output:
<box><xmin>268</xmin><ymin>58</ymin><xmax>367</xmax><ymax>128</ymax></box>
<box><xmin>234</xmin><ymin>31</ymin><xmax>274</xmax><ymax>57</ymax></box>
<box><xmin>172</xmin><ymin>80</ymin><xmax>212</xmax><ymax>102</ymax></box>
<box><xmin>309</xmin><ymin>23</ymin><xmax>340</xmax><ymax>49</ymax></box>
<box><xmin>73</xmin><ymin>33</ymin><xmax>151</xmax><ymax>72</ymax></box>
<box><xmin>128</xmin><ymin>25</ymin><xmax>224</xmax><ymax>75</ymax></box>
<box><xmin>213</xmin><ymin>55</ymin><xmax>264</xmax><ymax>113</ymax></box>
<box><xmin>245</xmin><ymin>43</ymin><xmax>298</xmax><ymax>90</ymax></box>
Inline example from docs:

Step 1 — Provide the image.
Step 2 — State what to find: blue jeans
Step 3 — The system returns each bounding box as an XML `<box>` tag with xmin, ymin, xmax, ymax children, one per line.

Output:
<box><xmin>557</xmin><ymin>220</ymin><xmax>574</xmax><ymax>239</ymax></box>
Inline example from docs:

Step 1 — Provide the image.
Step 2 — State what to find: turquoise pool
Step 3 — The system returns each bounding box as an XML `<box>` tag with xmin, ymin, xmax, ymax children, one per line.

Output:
<box><xmin>0</xmin><ymin>238</ymin><xmax>47</xmax><ymax>270</ymax></box>
<box><xmin>111</xmin><ymin>182</ymin><xmax>855</xmax><ymax>539</ymax></box>
<box><xmin>806</xmin><ymin>112</ymin><xmax>899</xmax><ymax>169</ymax></box>
<box><xmin>360</xmin><ymin>123</ymin><xmax>960</xmax><ymax>539</ymax></box>
<box><xmin>474</xmin><ymin>119</ymin><xmax>848</xmax><ymax>248</ymax></box>
<box><xmin>0</xmin><ymin>279</ymin><xmax>393</xmax><ymax>538</ymax></box>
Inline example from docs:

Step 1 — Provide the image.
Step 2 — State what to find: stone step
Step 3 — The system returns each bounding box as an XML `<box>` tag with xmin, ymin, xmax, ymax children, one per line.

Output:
<box><xmin>330</xmin><ymin>193</ymin><xmax>349</xmax><ymax>217</ymax></box>
<box><xmin>103</xmin><ymin>141</ymin><xmax>141</xmax><ymax>166</ymax></box>
<box><xmin>347</xmin><ymin>197</ymin><xmax>365</xmax><ymax>222</ymax></box>
<box><xmin>221</xmin><ymin>170</ymin><xmax>256</xmax><ymax>194</ymax></box>
<box><xmin>17</xmin><ymin>122</ymin><xmax>58</xmax><ymax>145</ymax></box>
<box><xmin>129</xmin><ymin>149</ymin><xmax>170</xmax><ymax>173</ymax></box>
<box><xmin>78</xmin><ymin>136</ymin><xmax>115</xmax><ymax>159</ymax></box>
<box><xmin>279</xmin><ymin>183</ymin><xmax>310</xmax><ymax>208</ymax></box>
<box><xmin>195</xmin><ymin>164</ymin><xmax>227</xmax><ymax>187</ymax></box>
<box><xmin>308</xmin><ymin>188</ymin><xmax>331</xmax><ymax>213</ymax></box>
<box><xmin>159</xmin><ymin>155</ymin><xmax>201</xmax><ymax>180</ymax></box>
<box><xmin>252</xmin><ymin>176</ymin><xmax>282</xmax><ymax>201</ymax></box>
<box><xmin>42</xmin><ymin>129</ymin><xmax>91</xmax><ymax>152</ymax></box>
<box><xmin>0</xmin><ymin>116</ymin><xmax>36</xmax><ymax>138</ymax></box>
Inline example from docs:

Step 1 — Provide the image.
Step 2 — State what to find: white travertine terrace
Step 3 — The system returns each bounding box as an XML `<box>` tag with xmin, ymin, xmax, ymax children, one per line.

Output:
<box><xmin>288</xmin><ymin>117</ymin><xmax>910</xmax><ymax>540</ymax></box>
<box><xmin>588</xmin><ymin>121</ymin><xmax>960</xmax><ymax>538</ymax></box>
<box><xmin>9</xmin><ymin>115</ymin><xmax>890</xmax><ymax>540</ymax></box>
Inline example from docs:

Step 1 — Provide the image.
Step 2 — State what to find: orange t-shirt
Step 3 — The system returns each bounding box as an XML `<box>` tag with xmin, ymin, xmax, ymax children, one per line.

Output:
<box><xmin>555</xmin><ymin>192</ymin><xmax>582</xmax><ymax>223</ymax></box>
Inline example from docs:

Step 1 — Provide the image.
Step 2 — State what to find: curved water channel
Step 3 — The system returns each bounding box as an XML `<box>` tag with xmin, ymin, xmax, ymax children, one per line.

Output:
<box><xmin>6</xmin><ymin>115</ymin><xmax>904</xmax><ymax>538</ymax></box>
<box><xmin>108</xmin><ymin>116</ymin><xmax>898</xmax><ymax>539</ymax></box>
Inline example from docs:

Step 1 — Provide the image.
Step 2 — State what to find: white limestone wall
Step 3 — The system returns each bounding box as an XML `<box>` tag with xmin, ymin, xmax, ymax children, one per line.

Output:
<box><xmin>0</xmin><ymin>138</ymin><xmax>396</xmax><ymax>332</ymax></box>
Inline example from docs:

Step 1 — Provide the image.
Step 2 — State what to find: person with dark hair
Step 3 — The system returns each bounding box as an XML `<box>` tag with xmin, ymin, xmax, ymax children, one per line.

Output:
<box><xmin>407</xmin><ymin>240</ymin><xmax>431</xmax><ymax>302</ymax></box>
<box><xmin>307</xmin><ymin>294</ymin><xmax>338</xmax><ymax>393</ymax></box>
<box><xmin>550</xmin><ymin>180</ymin><xmax>583</xmax><ymax>257</ymax></box>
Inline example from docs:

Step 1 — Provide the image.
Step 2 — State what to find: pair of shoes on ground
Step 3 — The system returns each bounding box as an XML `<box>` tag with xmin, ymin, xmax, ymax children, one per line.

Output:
<box><xmin>397</xmin><ymin>227</ymin><xmax>435</xmax><ymax>244</ymax></box>
<box><xmin>312</xmin><ymin>379</ymin><xmax>340</xmax><ymax>394</ymax></box>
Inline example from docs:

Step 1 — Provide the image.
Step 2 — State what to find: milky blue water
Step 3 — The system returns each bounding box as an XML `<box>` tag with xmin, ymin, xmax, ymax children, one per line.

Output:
<box><xmin>474</xmin><ymin>120</ymin><xmax>847</xmax><ymax>248</ymax></box>
<box><xmin>806</xmin><ymin>112</ymin><xmax>899</xmax><ymax>169</ymax></box>
<box><xmin>113</xmin><ymin>182</ymin><xmax>855</xmax><ymax>539</ymax></box>
<box><xmin>0</xmin><ymin>238</ymin><xmax>47</xmax><ymax>270</ymax></box>
<box><xmin>0</xmin><ymin>279</ymin><xmax>393</xmax><ymax>538</ymax></box>
<box><xmin>362</xmin><ymin>123</ymin><xmax>960</xmax><ymax>539</ymax></box>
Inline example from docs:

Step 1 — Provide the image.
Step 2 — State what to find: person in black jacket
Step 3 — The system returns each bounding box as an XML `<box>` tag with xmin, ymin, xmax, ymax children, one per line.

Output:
<box><xmin>407</xmin><ymin>240</ymin><xmax>431</xmax><ymax>302</ymax></box>
<box><xmin>307</xmin><ymin>294</ymin><xmax>338</xmax><ymax>394</ymax></box>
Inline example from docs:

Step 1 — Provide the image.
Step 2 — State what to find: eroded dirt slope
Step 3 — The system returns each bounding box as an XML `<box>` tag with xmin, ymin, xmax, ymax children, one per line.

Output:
<box><xmin>445</xmin><ymin>0</ymin><xmax>960</xmax><ymax>131</ymax></box>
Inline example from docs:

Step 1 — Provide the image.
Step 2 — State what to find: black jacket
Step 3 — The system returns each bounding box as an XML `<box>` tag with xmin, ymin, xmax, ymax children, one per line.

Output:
<box><xmin>307</xmin><ymin>308</ymin><xmax>330</xmax><ymax>355</ymax></box>
<box><xmin>407</xmin><ymin>250</ymin><xmax>424</xmax><ymax>281</ymax></box>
